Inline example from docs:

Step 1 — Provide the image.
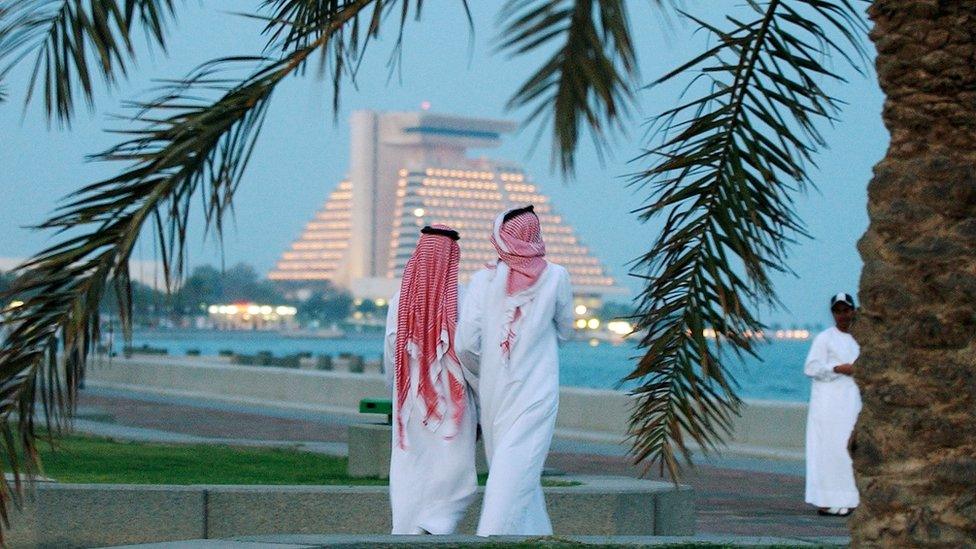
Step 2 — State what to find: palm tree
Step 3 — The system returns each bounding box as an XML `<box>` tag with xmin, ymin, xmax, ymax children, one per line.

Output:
<box><xmin>849</xmin><ymin>2</ymin><xmax>976</xmax><ymax>546</ymax></box>
<box><xmin>0</xmin><ymin>0</ymin><xmax>972</xmax><ymax>546</ymax></box>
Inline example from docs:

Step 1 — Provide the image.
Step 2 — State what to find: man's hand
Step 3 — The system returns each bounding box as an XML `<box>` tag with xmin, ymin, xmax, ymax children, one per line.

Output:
<box><xmin>833</xmin><ymin>363</ymin><xmax>854</xmax><ymax>376</ymax></box>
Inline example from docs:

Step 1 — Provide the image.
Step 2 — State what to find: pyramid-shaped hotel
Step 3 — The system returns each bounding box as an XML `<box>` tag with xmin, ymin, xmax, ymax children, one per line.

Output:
<box><xmin>269</xmin><ymin>110</ymin><xmax>624</xmax><ymax>305</ymax></box>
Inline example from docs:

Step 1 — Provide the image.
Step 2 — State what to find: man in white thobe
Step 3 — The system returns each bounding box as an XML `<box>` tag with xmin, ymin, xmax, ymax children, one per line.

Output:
<box><xmin>456</xmin><ymin>205</ymin><xmax>574</xmax><ymax>536</ymax></box>
<box><xmin>382</xmin><ymin>225</ymin><xmax>478</xmax><ymax>534</ymax></box>
<box><xmin>804</xmin><ymin>292</ymin><xmax>861</xmax><ymax>516</ymax></box>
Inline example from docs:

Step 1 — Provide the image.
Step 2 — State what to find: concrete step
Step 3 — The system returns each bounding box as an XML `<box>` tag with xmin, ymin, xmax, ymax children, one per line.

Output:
<box><xmin>110</xmin><ymin>533</ymin><xmax>850</xmax><ymax>548</ymax></box>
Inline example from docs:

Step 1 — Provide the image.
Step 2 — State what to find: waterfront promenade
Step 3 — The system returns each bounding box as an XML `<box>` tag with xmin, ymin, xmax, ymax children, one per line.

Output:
<box><xmin>74</xmin><ymin>385</ymin><xmax>849</xmax><ymax>539</ymax></box>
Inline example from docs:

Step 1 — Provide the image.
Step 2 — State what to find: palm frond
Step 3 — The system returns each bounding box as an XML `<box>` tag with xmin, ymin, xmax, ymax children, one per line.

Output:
<box><xmin>260</xmin><ymin>0</ymin><xmax>365</xmax><ymax>52</ymax></box>
<box><xmin>0</xmin><ymin>4</ymin><xmax>10</xmax><ymax>102</ymax></box>
<box><xmin>256</xmin><ymin>0</ymin><xmax>470</xmax><ymax>113</ymax></box>
<box><xmin>0</xmin><ymin>0</ymin><xmax>392</xmax><ymax>540</ymax></box>
<box><xmin>626</xmin><ymin>0</ymin><xmax>868</xmax><ymax>479</ymax></box>
<box><xmin>0</xmin><ymin>0</ymin><xmax>176</xmax><ymax>124</ymax></box>
<box><xmin>497</xmin><ymin>0</ymin><xmax>643</xmax><ymax>174</ymax></box>
<box><xmin>0</xmin><ymin>54</ymin><xmax>277</xmax><ymax>541</ymax></box>
<box><xmin>256</xmin><ymin>0</ymin><xmax>369</xmax><ymax>115</ymax></box>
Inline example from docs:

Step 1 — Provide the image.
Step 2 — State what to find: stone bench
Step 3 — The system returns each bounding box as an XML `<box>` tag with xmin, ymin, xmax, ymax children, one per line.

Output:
<box><xmin>6</xmin><ymin>478</ymin><xmax>694</xmax><ymax>547</ymax></box>
<box><xmin>345</xmin><ymin>421</ymin><xmax>694</xmax><ymax>537</ymax></box>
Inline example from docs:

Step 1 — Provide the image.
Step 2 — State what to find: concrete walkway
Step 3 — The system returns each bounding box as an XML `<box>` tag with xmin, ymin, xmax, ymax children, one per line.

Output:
<box><xmin>73</xmin><ymin>386</ymin><xmax>851</xmax><ymax>538</ymax></box>
<box><xmin>114</xmin><ymin>534</ymin><xmax>850</xmax><ymax>548</ymax></box>
<box><xmin>71</xmin><ymin>418</ymin><xmax>348</xmax><ymax>456</ymax></box>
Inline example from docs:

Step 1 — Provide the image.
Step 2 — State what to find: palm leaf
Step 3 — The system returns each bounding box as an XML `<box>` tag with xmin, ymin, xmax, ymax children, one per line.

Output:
<box><xmin>0</xmin><ymin>3</ymin><xmax>8</xmax><ymax>101</ymax></box>
<box><xmin>0</xmin><ymin>0</ymin><xmax>427</xmax><ymax>540</ymax></box>
<box><xmin>256</xmin><ymin>0</ymin><xmax>471</xmax><ymax>114</ymax></box>
<box><xmin>0</xmin><ymin>0</ymin><xmax>177</xmax><ymax>124</ymax></box>
<box><xmin>497</xmin><ymin>0</ymin><xmax>647</xmax><ymax>174</ymax></box>
<box><xmin>0</xmin><ymin>54</ymin><xmax>278</xmax><ymax>542</ymax></box>
<box><xmin>626</xmin><ymin>0</ymin><xmax>868</xmax><ymax>480</ymax></box>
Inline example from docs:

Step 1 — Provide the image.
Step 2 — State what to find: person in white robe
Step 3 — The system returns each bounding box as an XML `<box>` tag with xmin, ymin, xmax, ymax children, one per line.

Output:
<box><xmin>456</xmin><ymin>205</ymin><xmax>574</xmax><ymax>536</ymax></box>
<box><xmin>804</xmin><ymin>292</ymin><xmax>861</xmax><ymax>516</ymax></box>
<box><xmin>382</xmin><ymin>224</ymin><xmax>478</xmax><ymax>534</ymax></box>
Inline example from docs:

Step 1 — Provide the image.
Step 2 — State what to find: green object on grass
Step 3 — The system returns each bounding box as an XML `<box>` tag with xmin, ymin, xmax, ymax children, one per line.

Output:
<box><xmin>359</xmin><ymin>398</ymin><xmax>392</xmax><ymax>424</ymax></box>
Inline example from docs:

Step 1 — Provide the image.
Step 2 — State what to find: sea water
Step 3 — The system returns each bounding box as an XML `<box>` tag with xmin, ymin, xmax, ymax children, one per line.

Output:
<box><xmin>121</xmin><ymin>330</ymin><xmax>813</xmax><ymax>402</ymax></box>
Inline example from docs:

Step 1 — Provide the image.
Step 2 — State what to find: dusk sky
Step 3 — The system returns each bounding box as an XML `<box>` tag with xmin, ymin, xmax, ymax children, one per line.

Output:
<box><xmin>0</xmin><ymin>2</ymin><xmax>887</xmax><ymax>325</ymax></box>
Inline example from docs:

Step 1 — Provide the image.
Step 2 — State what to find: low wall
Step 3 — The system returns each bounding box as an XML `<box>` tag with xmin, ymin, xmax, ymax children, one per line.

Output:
<box><xmin>86</xmin><ymin>356</ymin><xmax>807</xmax><ymax>456</ymax></box>
<box><xmin>7</xmin><ymin>477</ymin><xmax>693</xmax><ymax>548</ymax></box>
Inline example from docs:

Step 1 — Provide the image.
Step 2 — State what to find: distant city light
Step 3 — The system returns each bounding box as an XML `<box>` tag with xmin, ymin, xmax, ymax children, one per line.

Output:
<box><xmin>206</xmin><ymin>303</ymin><xmax>296</xmax><ymax>318</ymax></box>
<box><xmin>699</xmin><ymin>327</ymin><xmax>810</xmax><ymax>341</ymax></box>
<box><xmin>607</xmin><ymin>321</ymin><xmax>632</xmax><ymax>336</ymax></box>
<box><xmin>575</xmin><ymin>318</ymin><xmax>587</xmax><ymax>329</ymax></box>
<box><xmin>413</xmin><ymin>208</ymin><xmax>425</xmax><ymax>217</ymax></box>
<box><xmin>587</xmin><ymin>318</ymin><xmax>600</xmax><ymax>330</ymax></box>
<box><xmin>588</xmin><ymin>338</ymin><xmax>599</xmax><ymax>347</ymax></box>
<box><xmin>420</xmin><ymin>101</ymin><xmax>431</xmax><ymax>111</ymax></box>
<box><xmin>374</xmin><ymin>298</ymin><xmax>386</xmax><ymax>307</ymax></box>
<box><xmin>574</xmin><ymin>304</ymin><xmax>587</xmax><ymax>315</ymax></box>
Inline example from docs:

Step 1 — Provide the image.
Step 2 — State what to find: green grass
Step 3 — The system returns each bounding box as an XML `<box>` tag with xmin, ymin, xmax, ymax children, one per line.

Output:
<box><xmin>36</xmin><ymin>434</ymin><xmax>387</xmax><ymax>485</ymax></box>
<box><xmin>478</xmin><ymin>473</ymin><xmax>581</xmax><ymax>488</ymax></box>
<box><xmin>34</xmin><ymin>434</ymin><xmax>580</xmax><ymax>487</ymax></box>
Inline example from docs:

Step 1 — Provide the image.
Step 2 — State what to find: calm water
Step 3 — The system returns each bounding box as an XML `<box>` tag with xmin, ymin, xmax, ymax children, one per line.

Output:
<box><xmin>121</xmin><ymin>330</ymin><xmax>813</xmax><ymax>403</ymax></box>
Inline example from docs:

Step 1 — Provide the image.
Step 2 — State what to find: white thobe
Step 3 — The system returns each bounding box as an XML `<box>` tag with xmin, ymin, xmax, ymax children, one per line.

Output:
<box><xmin>383</xmin><ymin>291</ymin><xmax>478</xmax><ymax>534</ymax></box>
<box><xmin>804</xmin><ymin>326</ymin><xmax>861</xmax><ymax>508</ymax></box>
<box><xmin>456</xmin><ymin>261</ymin><xmax>574</xmax><ymax>536</ymax></box>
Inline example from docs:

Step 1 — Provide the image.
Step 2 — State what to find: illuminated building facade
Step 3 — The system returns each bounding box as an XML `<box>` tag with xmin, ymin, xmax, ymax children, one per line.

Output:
<box><xmin>269</xmin><ymin>110</ymin><xmax>623</xmax><ymax>304</ymax></box>
<box><xmin>270</xmin><ymin>180</ymin><xmax>352</xmax><ymax>284</ymax></box>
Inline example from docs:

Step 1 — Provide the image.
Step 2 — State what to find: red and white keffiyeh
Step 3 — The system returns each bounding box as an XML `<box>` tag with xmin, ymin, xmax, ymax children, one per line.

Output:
<box><xmin>489</xmin><ymin>206</ymin><xmax>547</xmax><ymax>296</ymax></box>
<box><xmin>394</xmin><ymin>224</ymin><xmax>465</xmax><ymax>449</ymax></box>
<box><xmin>489</xmin><ymin>206</ymin><xmax>547</xmax><ymax>361</ymax></box>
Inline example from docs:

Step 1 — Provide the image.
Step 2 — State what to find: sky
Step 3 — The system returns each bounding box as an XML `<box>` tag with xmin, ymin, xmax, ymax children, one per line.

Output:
<box><xmin>0</xmin><ymin>2</ymin><xmax>887</xmax><ymax>325</ymax></box>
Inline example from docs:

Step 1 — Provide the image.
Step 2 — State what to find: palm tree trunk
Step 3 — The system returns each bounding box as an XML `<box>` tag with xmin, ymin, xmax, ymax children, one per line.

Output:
<box><xmin>853</xmin><ymin>1</ymin><xmax>976</xmax><ymax>546</ymax></box>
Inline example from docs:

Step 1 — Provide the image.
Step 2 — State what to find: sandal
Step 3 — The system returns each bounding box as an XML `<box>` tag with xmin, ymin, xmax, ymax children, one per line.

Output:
<box><xmin>817</xmin><ymin>507</ymin><xmax>853</xmax><ymax>517</ymax></box>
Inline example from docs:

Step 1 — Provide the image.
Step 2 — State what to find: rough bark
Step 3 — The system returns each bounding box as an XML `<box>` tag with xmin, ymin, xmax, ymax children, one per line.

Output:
<box><xmin>853</xmin><ymin>1</ymin><xmax>976</xmax><ymax>547</ymax></box>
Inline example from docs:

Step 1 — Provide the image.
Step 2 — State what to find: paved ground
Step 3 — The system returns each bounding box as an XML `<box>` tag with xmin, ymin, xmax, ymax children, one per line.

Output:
<box><xmin>75</xmin><ymin>386</ymin><xmax>852</xmax><ymax>539</ymax></box>
<box><xmin>115</xmin><ymin>534</ymin><xmax>851</xmax><ymax>548</ymax></box>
